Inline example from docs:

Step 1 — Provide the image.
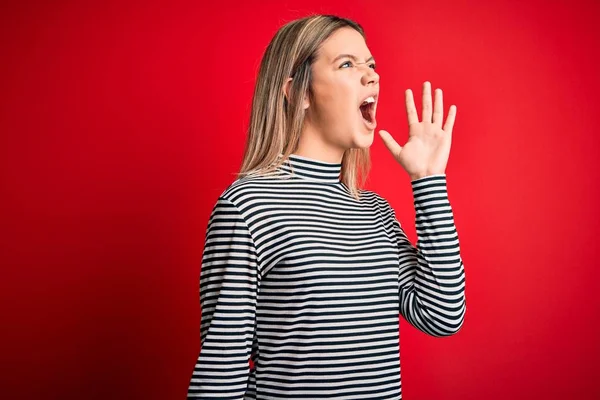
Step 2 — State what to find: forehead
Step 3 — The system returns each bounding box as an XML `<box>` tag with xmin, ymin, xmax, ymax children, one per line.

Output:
<box><xmin>317</xmin><ymin>27</ymin><xmax>371</xmax><ymax>62</ymax></box>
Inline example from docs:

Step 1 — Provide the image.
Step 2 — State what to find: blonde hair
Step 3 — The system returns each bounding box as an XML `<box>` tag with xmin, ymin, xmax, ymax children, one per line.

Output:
<box><xmin>237</xmin><ymin>14</ymin><xmax>371</xmax><ymax>200</ymax></box>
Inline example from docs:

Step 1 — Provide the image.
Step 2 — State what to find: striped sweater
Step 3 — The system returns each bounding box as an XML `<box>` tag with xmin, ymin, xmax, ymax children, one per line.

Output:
<box><xmin>188</xmin><ymin>153</ymin><xmax>466</xmax><ymax>399</ymax></box>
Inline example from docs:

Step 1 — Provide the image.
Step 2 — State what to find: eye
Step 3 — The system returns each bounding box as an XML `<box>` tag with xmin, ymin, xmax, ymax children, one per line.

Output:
<box><xmin>339</xmin><ymin>60</ymin><xmax>378</xmax><ymax>70</ymax></box>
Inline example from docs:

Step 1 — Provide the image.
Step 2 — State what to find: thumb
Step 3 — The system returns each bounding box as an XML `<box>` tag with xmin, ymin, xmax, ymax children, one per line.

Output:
<box><xmin>378</xmin><ymin>130</ymin><xmax>402</xmax><ymax>155</ymax></box>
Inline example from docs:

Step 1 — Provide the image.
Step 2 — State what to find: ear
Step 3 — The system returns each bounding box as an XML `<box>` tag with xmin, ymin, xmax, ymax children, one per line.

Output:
<box><xmin>282</xmin><ymin>77</ymin><xmax>310</xmax><ymax>110</ymax></box>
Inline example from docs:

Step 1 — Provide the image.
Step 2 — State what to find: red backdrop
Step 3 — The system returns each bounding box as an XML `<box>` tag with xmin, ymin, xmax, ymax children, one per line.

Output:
<box><xmin>1</xmin><ymin>0</ymin><xmax>599</xmax><ymax>399</ymax></box>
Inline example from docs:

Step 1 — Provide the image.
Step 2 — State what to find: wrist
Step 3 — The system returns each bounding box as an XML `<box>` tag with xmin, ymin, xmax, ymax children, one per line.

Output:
<box><xmin>410</xmin><ymin>171</ymin><xmax>445</xmax><ymax>181</ymax></box>
<box><xmin>410</xmin><ymin>174</ymin><xmax>427</xmax><ymax>181</ymax></box>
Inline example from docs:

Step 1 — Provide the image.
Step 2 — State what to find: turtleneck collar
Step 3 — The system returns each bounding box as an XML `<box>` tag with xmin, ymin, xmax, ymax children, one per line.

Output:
<box><xmin>276</xmin><ymin>153</ymin><xmax>342</xmax><ymax>184</ymax></box>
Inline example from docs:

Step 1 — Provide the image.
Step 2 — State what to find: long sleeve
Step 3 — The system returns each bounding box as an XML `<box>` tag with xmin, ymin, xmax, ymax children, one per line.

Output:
<box><xmin>394</xmin><ymin>174</ymin><xmax>466</xmax><ymax>337</ymax></box>
<box><xmin>188</xmin><ymin>197</ymin><xmax>259</xmax><ymax>399</ymax></box>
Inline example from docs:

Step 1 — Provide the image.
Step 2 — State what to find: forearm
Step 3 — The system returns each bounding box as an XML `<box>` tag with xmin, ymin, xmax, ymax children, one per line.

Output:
<box><xmin>398</xmin><ymin>174</ymin><xmax>466</xmax><ymax>337</ymax></box>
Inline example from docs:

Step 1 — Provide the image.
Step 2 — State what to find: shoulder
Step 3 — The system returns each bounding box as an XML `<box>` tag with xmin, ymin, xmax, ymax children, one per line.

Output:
<box><xmin>216</xmin><ymin>171</ymin><xmax>288</xmax><ymax>208</ymax></box>
<box><xmin>205</xmin><ymin>174</ymin><xmax>271</xmax><ymax>228</ymax></box>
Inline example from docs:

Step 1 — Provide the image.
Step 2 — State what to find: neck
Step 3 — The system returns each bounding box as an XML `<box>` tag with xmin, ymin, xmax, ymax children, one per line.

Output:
<box><xmin>294</xmin><ymin>120</ymin><xmax>345</xmax><ymax>164</ymax></box>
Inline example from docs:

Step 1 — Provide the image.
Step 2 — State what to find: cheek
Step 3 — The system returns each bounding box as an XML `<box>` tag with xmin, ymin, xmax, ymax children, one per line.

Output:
<box><xmin>311</xmin><ymin>78</ymin><xmax>357</xmax><ymax>122</ymax></box>
<box><xmin>325</xmin><ymin>91</ymin><xmax>357</xmax><ymax>120</ymax></box>
<box><xmin>338</xmin><ymin>84</ymin><xmax>358</xmax><ymax>116</ymax></box>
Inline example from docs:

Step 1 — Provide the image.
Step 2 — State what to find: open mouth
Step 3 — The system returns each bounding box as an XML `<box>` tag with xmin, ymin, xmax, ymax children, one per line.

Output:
<box><xmin>359</xmin><ymin>98</ymin><xmax>376</xmax><ymax>124</ymax></box>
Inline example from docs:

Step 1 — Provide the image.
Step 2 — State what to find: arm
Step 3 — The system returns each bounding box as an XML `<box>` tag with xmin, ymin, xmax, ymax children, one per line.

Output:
<box><xmin>187</xmin><ymin>197</ymin><xmax>259</xmax><ymax>399</ymax></box>
<box><xmin>395</xmin><ymin>174</ymin><xmax>466</xmax><ymax>337</ymax></box>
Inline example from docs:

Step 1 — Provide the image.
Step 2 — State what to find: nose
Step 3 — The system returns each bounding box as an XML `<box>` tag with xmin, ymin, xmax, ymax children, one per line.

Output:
<box><xmin>360</xmin><ymin>64</ymin><xmax>379</xmax><ymax>86</ymax></box>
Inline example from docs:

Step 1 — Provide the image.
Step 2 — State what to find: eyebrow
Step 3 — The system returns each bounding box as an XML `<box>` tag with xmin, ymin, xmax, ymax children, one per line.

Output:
<box><xmin>332</xmin><ymin>54</ymin><xmax>375</xmax><ymax>64</ymax></box>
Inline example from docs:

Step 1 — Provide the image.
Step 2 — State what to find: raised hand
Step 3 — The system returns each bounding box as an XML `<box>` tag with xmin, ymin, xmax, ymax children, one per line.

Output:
<box><xmin>378</xmin><ymin>81</ymin><xmax>457</xmax><ymax>181</ymax></box>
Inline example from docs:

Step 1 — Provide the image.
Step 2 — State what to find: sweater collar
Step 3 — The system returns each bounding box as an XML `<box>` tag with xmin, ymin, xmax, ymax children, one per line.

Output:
<box><xmin>276</xmin><ymin>153</ymin><xmax>342</xmax><ymax>184</ymax></box>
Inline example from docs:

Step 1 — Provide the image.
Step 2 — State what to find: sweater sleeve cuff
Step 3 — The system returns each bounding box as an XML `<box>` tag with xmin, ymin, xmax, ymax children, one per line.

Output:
<box><xmin>410</xmin><ymin>174</ymin><xmax>449</xmax><ymax>208</ymax></box>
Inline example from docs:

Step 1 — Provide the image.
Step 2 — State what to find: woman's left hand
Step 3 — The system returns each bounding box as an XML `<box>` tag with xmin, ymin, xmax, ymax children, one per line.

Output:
<box><xmin>378</xmin><ymin>81</ymin><xmax>457</xmax><ymax>181</ymax></box>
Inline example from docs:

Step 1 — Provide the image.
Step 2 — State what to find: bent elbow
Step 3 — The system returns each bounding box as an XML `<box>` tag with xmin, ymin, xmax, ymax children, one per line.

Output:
<box><xmin>439</xmin><ymin>300</ymin><xmax>466</xmax><ymax>337</ymax></box>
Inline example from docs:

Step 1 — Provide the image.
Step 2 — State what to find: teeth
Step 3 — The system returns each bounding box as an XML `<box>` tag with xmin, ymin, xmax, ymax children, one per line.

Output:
<box><xmin>361</xmin><ymin>96</ymin><xmax>375</xmax><ymax>105</ymax></box>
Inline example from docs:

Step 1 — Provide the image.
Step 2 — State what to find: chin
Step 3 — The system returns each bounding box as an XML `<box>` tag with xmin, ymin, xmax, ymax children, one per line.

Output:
<box><xmin>351</xmin><ymin>131</ymin><xmax>375</xmax><ymax>149</ymax></box>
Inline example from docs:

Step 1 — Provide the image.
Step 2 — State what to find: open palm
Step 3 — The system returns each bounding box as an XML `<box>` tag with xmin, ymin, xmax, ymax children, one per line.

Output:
<box><xmin>379</xmin><ymin>81</ymin><xmax>457</xmax><ymax>181</ymax></box>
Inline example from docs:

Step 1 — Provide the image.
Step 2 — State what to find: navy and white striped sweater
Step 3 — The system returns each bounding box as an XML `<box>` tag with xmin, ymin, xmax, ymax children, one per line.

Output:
<box><xmin>188</xmin><ymin>153</ymin><xmax>466</xmax><ymax>399</ymax></box>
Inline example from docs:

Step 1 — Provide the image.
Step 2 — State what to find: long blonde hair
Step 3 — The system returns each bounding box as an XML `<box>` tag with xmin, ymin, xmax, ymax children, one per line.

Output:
<box><xmin>237</xmin><ymin>14</ymin><xmax>371</xmax><ymax>200</ymax></box>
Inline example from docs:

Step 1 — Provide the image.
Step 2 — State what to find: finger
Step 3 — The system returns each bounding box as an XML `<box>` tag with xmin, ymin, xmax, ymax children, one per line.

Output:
<box><xmin>422</xmin><ymin>81</ymin><xmax>432</xmax><ymax>123</ymax></box>
<box><xmin>378</xmin><ymin>130</ymin><xmax>403</xmax><ymax>155</ymax></box>
<box><xmin>405</xmin><ymin>89</ymin><xmax>418</xmax><ymax>126</ymax></box>
<box><xmin>443</xmin><ymin>105</ymin><xmax>457</xmax><ymax>137</ymax></box>
<box><xmin>433</xmin><ymin>88</ymin><xmax>443</xmax><ymax>128</ymax></box>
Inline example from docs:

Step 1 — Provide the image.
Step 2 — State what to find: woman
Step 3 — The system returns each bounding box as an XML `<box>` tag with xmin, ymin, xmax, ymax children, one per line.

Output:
<box><xmin>188</xmin><ymin>14</ymin><xmax>466</xmax><ymax>400</ymax></box>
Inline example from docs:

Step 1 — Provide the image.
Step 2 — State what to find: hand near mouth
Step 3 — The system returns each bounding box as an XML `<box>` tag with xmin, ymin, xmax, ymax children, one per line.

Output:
<box><xmin>378</xmin><ymin>81</ymin><xmax>457</xmax><ymax>181</ymax></box>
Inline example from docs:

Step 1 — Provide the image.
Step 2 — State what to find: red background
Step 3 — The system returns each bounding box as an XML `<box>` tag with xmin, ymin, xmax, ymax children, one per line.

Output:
<box><xmin>1</xmin><ymin>0</ymin><xmax>599</xmax><ymax>399</ymax></box>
